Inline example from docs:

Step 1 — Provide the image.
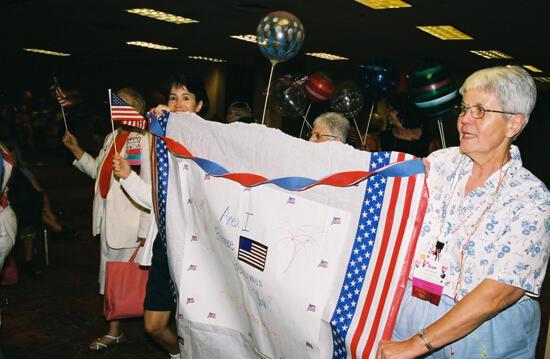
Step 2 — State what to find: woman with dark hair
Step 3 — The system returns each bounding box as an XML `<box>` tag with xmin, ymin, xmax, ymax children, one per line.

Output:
<box><xmin>378</xmin><ymin>93</ymin><xmax>436</xmax><ymax>158</ymax></box>
<box><xmin>62</xmin><ymin>88</ymin><xmax>152</xmax><ymax>351</ymax></box>
<box><xmin>112</xmin><ymin>74</ymin><xmax>210</xmax><ymax>359</ymax></box>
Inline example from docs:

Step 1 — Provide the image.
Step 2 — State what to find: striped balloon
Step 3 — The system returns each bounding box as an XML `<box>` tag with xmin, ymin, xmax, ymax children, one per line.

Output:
<box><xmin>408</xmin><ymin>59</ymin><xmax>458</xmax><ymax>118</ymax></box>
<box><xmin>305</xmin><ymin>72</ymin><xmax>334</xmax><ymax>102</ymax></box>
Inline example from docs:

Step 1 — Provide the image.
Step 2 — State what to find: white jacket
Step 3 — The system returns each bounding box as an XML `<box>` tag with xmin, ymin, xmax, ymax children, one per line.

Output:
<box><xmin>74</xmin><ymin>130</ymin><xmax>152</xmax><ymax>249</ymax></box>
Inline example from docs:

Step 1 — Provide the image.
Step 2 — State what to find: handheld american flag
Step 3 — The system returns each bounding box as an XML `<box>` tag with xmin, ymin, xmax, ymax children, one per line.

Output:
<box><xmin>109</xmin><ymin>90</ymin><xmax>146</xmax><ymax>130</ymax></box>
<box><xmin>53</xmin><ymin>77</ymin><xmax>71</xmax><ymax>108</ymax></box>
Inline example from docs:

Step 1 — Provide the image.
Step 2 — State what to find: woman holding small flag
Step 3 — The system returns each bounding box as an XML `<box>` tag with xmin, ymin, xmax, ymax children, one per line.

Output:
<box><xmin>377</xmin><ymin>66</ymin><xmax>550</xmax><ymax>358</ymax></box>
<box><xmin>112</xmin><ymin>74</ymin><xmax>209</xmax><ymax>359</ymax></box>
<box><xmin>62</xmin><ymin>88</ymin><xmax>152</xmax><ymax>350</ymax></box>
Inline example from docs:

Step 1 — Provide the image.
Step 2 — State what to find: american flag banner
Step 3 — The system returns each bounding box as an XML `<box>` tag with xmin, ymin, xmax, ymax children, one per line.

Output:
<box><xmin>153</xmin><ymin>113</ymin><xmax>427</xmax><ymax>359</ymax></box>
<box><xmin>109</xmin><ymin>90</ymin><xmax>146</xmax><ymax>130</ymax></box>
<box><xmin>53</xmin><ymin>77</ymin><xmax>71</xmax><ymax>108</ymax></box>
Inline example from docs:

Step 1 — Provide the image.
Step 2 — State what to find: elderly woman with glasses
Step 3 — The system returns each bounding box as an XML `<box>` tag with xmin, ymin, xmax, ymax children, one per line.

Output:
<box><xmin>308</xmin><ymin>112</ymin><xmax>350</xmax><ymax>143</ymax></box>
<box><xmin>377</xmin><ymin>66</ymin><xmax>549</xmax><ymax>359</ymax></box>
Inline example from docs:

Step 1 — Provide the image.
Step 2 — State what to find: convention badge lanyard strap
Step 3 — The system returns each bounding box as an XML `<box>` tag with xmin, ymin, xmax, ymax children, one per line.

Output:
<box><xmin>433</xmin><ymin>155</ymin><xmax>509</xmax><ymax>302</ymax></box>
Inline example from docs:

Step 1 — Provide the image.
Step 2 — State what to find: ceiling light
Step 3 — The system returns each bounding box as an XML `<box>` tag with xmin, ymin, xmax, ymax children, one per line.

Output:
<box><xmin>230</xmin><ymin>34</ymin><xmax>259</xmax><ymax>44</ymax></box>
<box><xmin>417</xmin><ymin>26</ymin><xmax>473</xmax><ymax>40</ymax></box>
<box><xmin>188</xmin><ymin>56</ymin><xmax>227</xmax><ymax>63</ymax></box>
<box><xmin>523</xmin><ymin>65</ymin><xmax>542</xmax><ymax>73</ymax></box>
<box><xmin>22</xmin><ymin>48</ymin><xmax>70</xmax><ymax>56</ymax></box>
<box><xmin>534</xmin><ymin>77</ymin><xmax>550</xmax><ymax>83</ymax></box>
<box><xmin>125</xmin><ymin>8</ymin><xmax>198</xmax><ymax>24</ymax></box>
<box><xmin>126</xmin><ymin>41</ymin><xmax>178</xmax><ymax>50</ymax></box>
<box><xmin>305</xmin><ymin>52</ymin><xmax>349</xmax><ymax>60</ymax></box>
<box><xmin>354</xmin><ymin>0</ymin><xmax>411</xmax><ymax>9</ymax></box>
<box><xmin>470</xmin><ymin>50</ymin><xmax>512</xmax><ymax>59</ymax></box>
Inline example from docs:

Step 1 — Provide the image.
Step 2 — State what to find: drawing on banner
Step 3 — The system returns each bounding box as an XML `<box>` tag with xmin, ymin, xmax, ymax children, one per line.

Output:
<box><xmin>274</xmin><ymin>221</ymin><xmax>323</xmax><ymax>273</ymax></box>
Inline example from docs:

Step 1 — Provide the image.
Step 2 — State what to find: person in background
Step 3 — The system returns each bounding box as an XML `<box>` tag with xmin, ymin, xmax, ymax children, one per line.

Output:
<box><xmin>0</xmin><ymin>143</ymin><xmax>16</xmax><ymax>271</ymax></box>
<box><xmin>377</xmin><ymin>66</ymin><xmax>549</xmax><ymax>359</ymax></box>
<box><xmin>226</xmin><ymin>101</ymin><xmax>255</xmax><ymax>123</ymax></box>
<box><xmin>378</xmin><ymin>93</ymin><xmax>436</xmax><ymax>158</ymax></box>
<box><xmin>114</xmin><ymin>74</ymin><xmax>210</xmax><ymax>359</ymax></box>
<box><xmin>309</xmin><ymin>112</ymin><xmax>350</xmax><ymax>143</ymax></box>
<box><xmin>62</xmin><ymin>88</ymin><xmax>152</xmax><ymax>351</ymax></box>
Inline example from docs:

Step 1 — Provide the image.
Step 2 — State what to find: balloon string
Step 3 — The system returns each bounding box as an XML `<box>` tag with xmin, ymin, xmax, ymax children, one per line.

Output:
<box><xmin>305</xmin><ymin>102</ymin><xmax>312</xmax><ymax>120</ymax></box>
<box><xmin>352</xmin><ymin>116</ymin><xmax>365</xmax><ymax>146</ymax></box>
<box><xmin>437</xmin><ymin>118</ymin><xmax>446</xmax><ymax>148</ymax></box>
<box><xmin>261</xmin><ymin>62</ymin><xmax>277</xmax><ymax>125</ymax></box>
<box><xmin>299</xmin><ymin>102</ymin><xmax>313</xmax><ymax>139</ymax></box>
<box><xmin>364</xmin><ymin>102</ymin><xmax>375</xmax><ymax>138</ymax></box>
<box><xmin>299</xmin><ymin>118</ymin><xmax>306</xmax><ymax>139</ymax></box>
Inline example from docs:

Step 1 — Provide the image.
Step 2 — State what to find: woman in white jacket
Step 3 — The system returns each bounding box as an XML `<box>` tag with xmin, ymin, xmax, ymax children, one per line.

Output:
<box><xmin>62</xmin><ymin>88</ymin><xmax>152</xmax><ymax>350</ymax></box>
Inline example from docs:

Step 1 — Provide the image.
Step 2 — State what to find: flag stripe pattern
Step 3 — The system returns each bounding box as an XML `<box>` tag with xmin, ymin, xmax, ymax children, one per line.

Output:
<box><xmin>329</xmin><ymin>151</ymin><xmax>427</xmax><ymax>359</ymax></box>
<box><xmin>110</xmin><ymin>91</ymin><xmax>146</xmax><ymax>129</ymax></box>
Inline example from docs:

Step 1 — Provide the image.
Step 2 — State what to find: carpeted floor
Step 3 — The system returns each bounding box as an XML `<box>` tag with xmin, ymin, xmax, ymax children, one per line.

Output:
<box><xmin>0</xmin><ymin>144</ymin><xmax>166</xmax><ymax>359</ymax></box>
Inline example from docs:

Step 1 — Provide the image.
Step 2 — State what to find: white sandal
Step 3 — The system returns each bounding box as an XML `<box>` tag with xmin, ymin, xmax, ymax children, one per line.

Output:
<box><xmin>89</xmin><ymin>332</ymin><xmax>125</xmax><ymax>350</ymax></box>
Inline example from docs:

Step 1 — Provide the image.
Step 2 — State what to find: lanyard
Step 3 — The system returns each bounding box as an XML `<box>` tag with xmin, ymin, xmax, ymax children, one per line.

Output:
<box><xmin>433</xmin><ymin>154</ymin><xmax>510</xmax><ymax>301</ymax></box>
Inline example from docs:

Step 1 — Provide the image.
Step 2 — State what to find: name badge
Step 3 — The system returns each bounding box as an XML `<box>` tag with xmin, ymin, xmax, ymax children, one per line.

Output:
<box><xmin>411</xmin><ymin>252</ymin><xmax>448</xmax><ymax>306</ymax></box>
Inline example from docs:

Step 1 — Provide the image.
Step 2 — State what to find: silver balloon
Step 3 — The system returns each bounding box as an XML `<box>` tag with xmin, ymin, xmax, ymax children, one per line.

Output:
<box><xmin>256</xmin><ymin>11</ymin><xmax>305</xmax><ymax>64</ymax></box>
<box><xmin>330</xmin><ymin>82</ymin><xmax>365</xmax><ymax>118</ymax></box>
<box><xmin>280</xmin><ymin>84</ymin><xmax>307</xmax><ymax>117</ymax></box>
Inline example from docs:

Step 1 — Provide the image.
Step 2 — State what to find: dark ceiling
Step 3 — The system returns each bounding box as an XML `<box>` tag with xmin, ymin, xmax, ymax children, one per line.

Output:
<box><xmin>3</xmin><ymin>0</ymin><xmax>548</xmax><ymax>82</ymax></box>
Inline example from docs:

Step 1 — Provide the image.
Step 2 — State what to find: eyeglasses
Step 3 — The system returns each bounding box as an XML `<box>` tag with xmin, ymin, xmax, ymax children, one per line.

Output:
<box><xmin>454</xmin><ymin>104</ymin><xmax>518</xmax><ymax>119</ymax></box>
<box><xmin>309</xmin><ymin>131</ymin><xmax>338</xmax><ymax>141</ymax></box>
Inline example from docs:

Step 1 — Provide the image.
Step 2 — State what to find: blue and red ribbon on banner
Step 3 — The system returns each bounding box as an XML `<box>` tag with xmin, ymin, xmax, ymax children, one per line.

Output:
<box><xmin>148</xmin><ymin>112</ymin><xmax>426</xmax><ymax>191</ymax></box>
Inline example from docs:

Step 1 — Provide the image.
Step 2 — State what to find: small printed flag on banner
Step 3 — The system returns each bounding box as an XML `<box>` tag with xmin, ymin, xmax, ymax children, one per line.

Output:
<box><xmin>53</xmin><ymin>77</ymin><xmax>71</xmax><ymax>108</ymax></box>
<box><xmin>306</xmin><ymin>342</ymin><xmax>313</xmax><ymax>349</ymax></box>
<box><xmin>191</xmin><ymin>235</ymin><xmax>198</xmax><ymax>242</ymax></box>
<box><xmin>188</xmin><ymin>264</ymin><xmax>197</xmax><ymax>271</ymax></box>
<box><xmin>318</xmin><ymin>260</ymin><xmax>328</xmax><ymax>268</ymax></box>
<box><xmin>204</xmin><ymin>174</ymin><xmax>211</xmax><ymax>180</ymax></box>
<box><xmin>331</xmin><ymin>217</ymin><xmax>342</xmax><ymax>225</ymax></box>
<box><xmin>207</xmin><ymin>312</ymin><xmax>216</xmax><ymax>319</ymax></box>
<box><xmin>186</xmin><ymin>298</ymin><xmax>195</xmax><ymax>304</ymax></box>
<box><xmin>287</xmin><ymin>197</ymin><xmax>295</xmax><ymax>204</ymax></box>
<box><xmin>110</xmin><ymin>90</ymin><xmax>146</xmax><ymax>130</ymax></box>
<box><xmin>307</xmin><ymin>304</ymin><xmax>316</xmax><ymax>312</ymax></box>
<box><xmin>238</xmin><ymin>236</ymin><xmax>268</xmax><ymax>272</ymax></box>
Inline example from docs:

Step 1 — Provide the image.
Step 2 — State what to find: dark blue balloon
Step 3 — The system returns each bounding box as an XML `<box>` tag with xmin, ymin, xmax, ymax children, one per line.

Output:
<box><xmin>360</xmin><ymin>58</ymin><xmax>398</xmax><ymax>102</ymax></box>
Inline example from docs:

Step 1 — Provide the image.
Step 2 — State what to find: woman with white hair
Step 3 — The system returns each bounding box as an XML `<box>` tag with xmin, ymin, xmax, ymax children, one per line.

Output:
<box><xmin>309</xmin><ymin>112</ymin><xmax>350</xmax><ymax>143</ymax></box>
<box><xmin>377</xmin><ymin>65</ymin><xmax>550</xmax><ymax>358</ymax></box>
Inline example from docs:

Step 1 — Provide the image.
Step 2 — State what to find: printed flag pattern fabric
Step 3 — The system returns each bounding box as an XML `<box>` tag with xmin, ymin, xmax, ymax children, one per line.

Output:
<box><xmin>110</xmin><ymin>91</ymin><xmax>146</xmax><ymax>130</ymax></box>
<box><xmin>151</xmin><ymin>113</ymin><xmax>427</xmax><ymax>359</ymax></box>
<box><xmin>151</xmin><ymin>111</ymin><xmax>177</xmax><ymax>305</ymax></box>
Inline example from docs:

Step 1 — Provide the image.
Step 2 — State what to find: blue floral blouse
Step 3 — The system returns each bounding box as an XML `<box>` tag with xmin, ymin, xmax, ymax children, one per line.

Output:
<box><xmin>413</xmin><ymin>145</ymin><xmax>550</xmax><ymax>301</ymax></box>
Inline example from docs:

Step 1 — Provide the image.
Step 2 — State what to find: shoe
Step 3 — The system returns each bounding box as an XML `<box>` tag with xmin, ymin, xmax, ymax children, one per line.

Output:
<box><xmin>89</xmin><ymin>332</ymin><xmax>125</xmax><ymax>350</ymax></box>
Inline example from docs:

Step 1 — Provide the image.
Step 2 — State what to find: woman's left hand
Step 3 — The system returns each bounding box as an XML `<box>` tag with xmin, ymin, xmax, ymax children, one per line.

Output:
<box><xmin>113</xmin><ymin>153</ymin><xmax>131</xmax><ymax>179</ymax></box>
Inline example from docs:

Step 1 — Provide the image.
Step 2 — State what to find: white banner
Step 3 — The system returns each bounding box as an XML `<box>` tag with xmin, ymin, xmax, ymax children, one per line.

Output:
<box><xmin>159</xmin><ymin>113</ymin><xmax>426</xmax><ymax>359</ymax></box>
